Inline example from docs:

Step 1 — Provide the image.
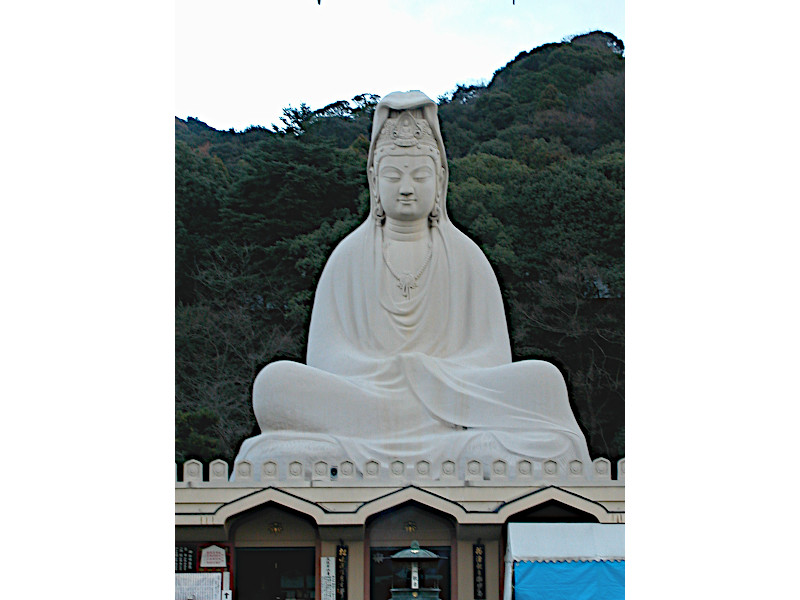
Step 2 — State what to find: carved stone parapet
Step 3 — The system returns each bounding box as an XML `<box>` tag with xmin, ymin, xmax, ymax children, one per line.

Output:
<box><xmin>313</xmin><ymin>461</ymin><xmax>329</xmax><ymax>481</ymax></box>
<box><xmin>288</xmin><ymin>461</ymin><xmax>305</xmax><ymax>480</ymax></box>
<box><xmin>490</xmin><ymin>459</ymin><xmax>509</xmax><ymax>481</ymax></box>
<box><xmin>209</xmin><ymin>459</ymin><xmax>229</xmax><ymax>483</ymax></box>
<box><xmin>364</xmin><ymin>460</ymin><xmax>381</xmax><ymax>479</ymax></box>
<box><xmin>465</xmin><ymin>459</ymin><xmax>483</xmax><ymax>481</ymax></box>
<box><xmin>415</xmin><ymin>460</ymin><xmax>432</xmax><ymax>479</ymax></box>
<box><xmin>176</xmin><ymin>457</ymin><xmax>626</xmax><ymax>485</ymax></box>
<box><xmin>184</xmin><ymin>459</ymin><xmax>203</xmax><ymax>484</ymax></box>
<box><xmin>441</xmin><ymin>460</ymin><xmax>457</xmax><ymax>480</ymax></box>
<box><xmin>593</xmin><ymin>457</ymin><xmax>611</xmax><ymax>480</ymax></box>
<box><xmin>262</xmin><ymin>461</ymin><xmax>279</xmax><ymax>481</ymax></box>
<box><xmin>568</xmin><ymin>460</ymin><xmax>584</xmax><ymax>478</ymax></box>
<box><xmin>235</xmin><ymin>460</ymin><xmax>254</xmax><ymax>483</ymax></box>
<box><xmin>338</xmin><ymin>460</ymin><xmax>355</xmax><ymax>479</ymax></box>
<box><xmin>516</xmin><ymin>460</ymin><xmax>533</xmax><ymax>481</ymax></box>
<box><xmin>543</xmin><ymin>460</ymin><xmax>559</xmax><ymax>479</ymax></box>
<box><xmin>390</xmin><ymin>460</ymin><xmax>406</xmax><ymax>479</ymax></box>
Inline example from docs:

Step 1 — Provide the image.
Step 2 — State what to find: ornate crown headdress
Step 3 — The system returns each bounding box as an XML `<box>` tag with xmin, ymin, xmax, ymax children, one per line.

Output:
<box><xmin>373</xmin><ymin>110</ymin><xmax>441</xmax><ymax>165</ymax></box>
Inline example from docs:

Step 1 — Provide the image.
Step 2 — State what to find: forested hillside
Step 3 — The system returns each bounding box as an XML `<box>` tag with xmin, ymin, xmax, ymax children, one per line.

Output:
<box><xmin>176</xmin><ymin>31</ymin><xmax>625</xmax><ymax>465</ymax></box>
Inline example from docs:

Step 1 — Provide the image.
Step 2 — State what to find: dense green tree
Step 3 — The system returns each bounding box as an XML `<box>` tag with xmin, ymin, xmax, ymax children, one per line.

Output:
<box><xmin>175</xmin><ymin>244</ymin><xmax>305</xmax><ymax>461</ymax></box>
<box><xmin>220</xmin><ymin>139</ymin><xmax>365</xmax><ymax>249</ymax></box>
<box><xmin>175</xmin><ymin>140</ymin><xmax>230</xmax><ymax>303</ymax></box>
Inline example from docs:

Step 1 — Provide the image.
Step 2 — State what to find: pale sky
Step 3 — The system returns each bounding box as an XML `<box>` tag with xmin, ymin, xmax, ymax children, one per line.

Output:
<box><xmin>175</xmin><ymin>0</ymin><xmax>625</xmax><ymax>131</ymax></box>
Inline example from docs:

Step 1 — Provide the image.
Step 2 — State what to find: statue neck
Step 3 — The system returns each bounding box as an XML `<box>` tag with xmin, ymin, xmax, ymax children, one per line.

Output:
<box><xmin>383</xmin><ymin>218</ymin><xmax>429</xmax><ymax>242</ymax></box>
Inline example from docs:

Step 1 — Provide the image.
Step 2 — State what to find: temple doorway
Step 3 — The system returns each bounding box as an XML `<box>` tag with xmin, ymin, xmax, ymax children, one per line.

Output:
<box><xmin>235</xmin><ymin>547</ymin><xmax>315</xmax><ymax>600</ymax></box>
<box><xmin>365</xmin><ymin>503</ymin><xmax>455</xmax><ymax>600</ymax></box>
<box><xmin>229</xmin><ymin>502</ymin><xmax>320</xmax><ymax>600</ymax></box>
<box><xmin>369</xmin><ymin>545</ymin><xmax>451</xmax><ymax>600</ymax></box>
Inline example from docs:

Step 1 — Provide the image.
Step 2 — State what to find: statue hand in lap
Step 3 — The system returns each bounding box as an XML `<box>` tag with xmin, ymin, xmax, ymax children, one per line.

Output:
<box><xmin>234</xmin><ymin>91</ymin><xmax>591</xmax><ymax>479</ymax></box>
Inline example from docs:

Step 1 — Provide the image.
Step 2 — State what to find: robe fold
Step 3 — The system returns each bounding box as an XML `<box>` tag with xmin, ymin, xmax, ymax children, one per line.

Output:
<box><xmin>234</xmin><ymin>219</ymin><xmax>592</xmax><ymax>478</ymax></box>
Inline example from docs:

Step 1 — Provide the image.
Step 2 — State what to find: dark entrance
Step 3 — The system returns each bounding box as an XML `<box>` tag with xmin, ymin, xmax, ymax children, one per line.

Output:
<box><xmin>370</xmin><ymin>546</ymin><xmax>450</xmax><ymax>600</ymax></box>
<box><xmin>236</xmin><ymin>547</ymin><xmax>315</xmax><ymax>600</ymax></box>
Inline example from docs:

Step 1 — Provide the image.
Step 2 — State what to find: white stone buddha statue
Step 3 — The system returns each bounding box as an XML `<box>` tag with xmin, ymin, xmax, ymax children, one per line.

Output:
<box><xmin>233</xmin><ymin>91</ymin><xmax>591</xmax><ymax>478</ymax></box>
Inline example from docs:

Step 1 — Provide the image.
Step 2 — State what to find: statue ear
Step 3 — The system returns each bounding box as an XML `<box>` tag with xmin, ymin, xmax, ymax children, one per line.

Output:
<box><xmin>368</xmin><ymin>164</ymin><xmax>384</xmax><ymax>223</ymax></box>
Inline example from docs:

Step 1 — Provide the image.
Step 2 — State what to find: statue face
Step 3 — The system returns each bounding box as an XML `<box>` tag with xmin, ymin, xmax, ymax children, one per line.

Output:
<box><xmin>377</xmin><ymin>153</ymin><xmax>437</xmax><ymax>223</ymax></box>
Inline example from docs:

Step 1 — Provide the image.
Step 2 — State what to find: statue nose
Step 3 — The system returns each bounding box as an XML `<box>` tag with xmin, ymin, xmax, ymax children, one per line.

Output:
<box><xmin>400</xmin><ymin>179</ymin><xmax>414</xmax><ymax>196</ymax></box>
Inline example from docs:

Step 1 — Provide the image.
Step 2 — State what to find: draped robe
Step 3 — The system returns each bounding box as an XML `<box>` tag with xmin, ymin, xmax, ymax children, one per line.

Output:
<box><xmin>234</xmin><ymin>218</ymin><xmax>592</xmax><ymax>477</ymax></box>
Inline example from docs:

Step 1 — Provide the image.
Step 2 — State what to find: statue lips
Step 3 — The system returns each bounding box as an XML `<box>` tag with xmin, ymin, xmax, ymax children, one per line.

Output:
<box><xmin>395</xmin><ymin>197</ymin><xmax>420</xmax><ymax>218</ymax></box>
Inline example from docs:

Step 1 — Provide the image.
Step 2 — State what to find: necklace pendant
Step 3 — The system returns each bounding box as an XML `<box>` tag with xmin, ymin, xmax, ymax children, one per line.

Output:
<box><xmin>397</xmin><ymin>272</ymin><xmax>417</xmax><ymax>298</ymax></box>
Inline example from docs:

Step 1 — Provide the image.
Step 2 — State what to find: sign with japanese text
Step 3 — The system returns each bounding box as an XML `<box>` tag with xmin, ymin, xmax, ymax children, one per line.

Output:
<box><xmin>200</xmin><ymin>545</ymin><xmax>227</xmax><ymax>568</ymax></box>
<box><xmin>336</xmin><ymin>545</ymin><xmax>348</xmax><ymax>600</ymax></box>
<box><xmin>473</xmin><ymin>543</ymin><xmax>486</xmax><ymax>599</ymax></box>
<box><xmin>321</xmin><ymin>556</ymin><xmax>335</xmax><ymax>600</ymax></box>
<box><xmin>176</xmin><ymin>545</ymin><xmax>196</xmax><ymax>573</ymax></box>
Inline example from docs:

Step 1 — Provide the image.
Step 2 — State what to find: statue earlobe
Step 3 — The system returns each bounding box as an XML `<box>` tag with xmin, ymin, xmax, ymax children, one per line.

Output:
<box><xmin>428</xmin><ymin>167</ymin><xmax>445</xmax><ymax>226</ymax></box>
<box><xmin>374</xmin><ymin>197</ymin><xmax>385</xmax><ymax>223</ymax></box>
<box><xmin>428</xmin><ymin>198</ymin><xmax>440</xmax><ymax>227</ymax></box>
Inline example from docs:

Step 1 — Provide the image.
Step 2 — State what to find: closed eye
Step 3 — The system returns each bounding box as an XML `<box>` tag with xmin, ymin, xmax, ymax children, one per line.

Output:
<box><xmin>412</xmin><ymin>168</ymin><xmax>432</xmax><ymax>182</ymax></box>
<box><xmin>380</xmin><ymin>168</ymin><xmax>402</xmax><ymax>182</ymax></box>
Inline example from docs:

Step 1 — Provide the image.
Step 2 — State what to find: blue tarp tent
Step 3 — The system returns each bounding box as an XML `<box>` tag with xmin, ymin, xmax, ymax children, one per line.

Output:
<box><xmin>503</xmin><ymin>523</ymin><xmax>624</xmax><ymax>600</ymax></box>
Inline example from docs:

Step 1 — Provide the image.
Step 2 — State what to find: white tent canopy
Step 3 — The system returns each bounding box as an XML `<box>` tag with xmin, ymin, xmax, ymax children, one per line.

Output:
<box><xmin>503</xmin><ymin>523</ymin><xmax>625</xmax><ymax>600</ymax></box>
<box><xmin>506</xmin><ymin>523</ymin><xmax>625</xmax><ymax>562</ymax></box>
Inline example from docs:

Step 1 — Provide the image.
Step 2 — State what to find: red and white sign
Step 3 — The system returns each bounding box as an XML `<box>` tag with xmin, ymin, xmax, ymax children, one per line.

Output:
<box><xmin>200</xmin><ymin>544</ymin><xmax>227</xmax><ymax>568</ymax></box>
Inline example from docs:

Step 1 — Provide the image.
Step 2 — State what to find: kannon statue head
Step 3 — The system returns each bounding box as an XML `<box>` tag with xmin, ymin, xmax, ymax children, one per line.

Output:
<box><xmin>367</xmin><ymin>91</ymin><xmax>450</xmax><ymax>227</ymax></box>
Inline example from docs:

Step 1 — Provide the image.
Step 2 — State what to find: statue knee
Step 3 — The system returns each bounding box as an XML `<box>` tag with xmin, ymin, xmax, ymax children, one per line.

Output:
<box><xmin>253</xmin><ymin>361</ymin><xmax>296</xmax><ymax>423</ymax></box>
<box><xmin>540</xmin><ymin>360</ymin><xmax>564</xmax><ymax>381</ymax></box>
<box><xmin>536</xmin><ymin>361</ymin><xmax>568</xmax><ymax>396</ymax></box>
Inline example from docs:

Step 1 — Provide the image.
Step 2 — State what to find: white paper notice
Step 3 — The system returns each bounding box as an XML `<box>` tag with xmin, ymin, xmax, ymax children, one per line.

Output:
<box><xmin>321</xmin><ymin>556</ymin><xmax>335</xmax><ymax>600</ymax></box>
<box><xmin>175</xmin><ymin>572</ymin><xmax>221</xmax><ymax>600</ymax></box>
